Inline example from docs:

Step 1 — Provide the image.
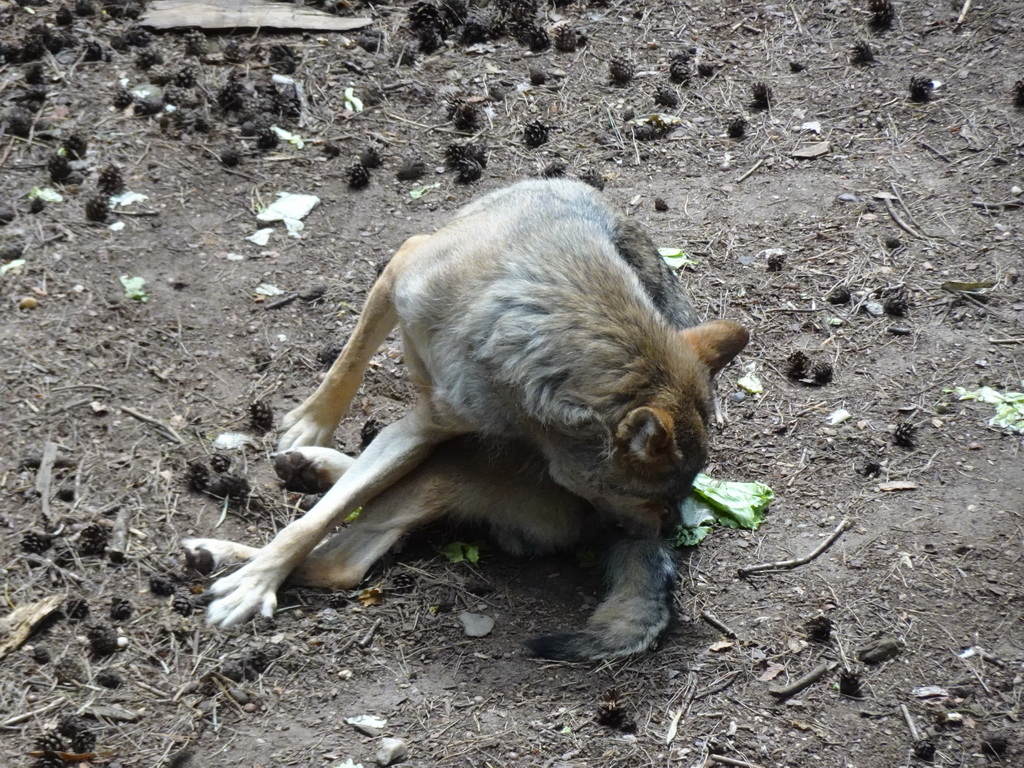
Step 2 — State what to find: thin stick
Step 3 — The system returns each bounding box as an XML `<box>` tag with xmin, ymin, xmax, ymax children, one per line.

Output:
<box><xmin>709</xmin><ymin>755</ymin><xmax>768</xmax><ymax>768</ymax></box>
<box><xmin>769</xmin><ymin>661</ymin><xmax>835</xmax><ymax>699</ymax></box>
<box><xmin>735</xmin><ymin>158</ymin><xmax>765</xmax><ymax>184</ymax></box>
<box><xmin>739</xmin><ymin>518</ymin><xmax>851</xmax><ymax>576</ymax></box>
<box><xmin>108</xmin><ymin>507</ymin><xmax>131</xmax><ymax>564</ymax></box>
<box><xmin>701</xmin><ymin>610</ymin><xmax>738</xmax><ymax>638</ymax></box>
<box><xmin>357</xmin><ymin>617</ymin><xmax>383</xmax><ymax>648</ymax></box>
<box><xmin>120</xmin><ymin>405</ymin><xmax>185</xmax><ymax>444</ymax></box>
<box><xmin>955</xmin><ymin>0</ymin><xmax>972</xmax><ymax>25</ymax></box>
<box><xmin>36</xmin><ymin>441</ymin><xmax>58</xmax><ymax>521</ymax></box>
<box><xmin>988</xmin><ymin>337</ymin><xmax>1024</xmax><ymax>345</ymax></box>
<box><xmin>880</xmin><ymin>195</ymin><xmax>925</xmax><ymax>240</ymax></box>
<box><xmin>899</xmin><ymin>703</ymin><xmax>921</xmax><ymax>741</ymax></box>
<box><xmin>694</xmin><ymin>670</ymin><xmax>741</xmax><ymax>701</ymax></box>
<box><xmin>1</xmin><ymin>699</ymin><xmax>64</xmax><ymax>728</ymax></box>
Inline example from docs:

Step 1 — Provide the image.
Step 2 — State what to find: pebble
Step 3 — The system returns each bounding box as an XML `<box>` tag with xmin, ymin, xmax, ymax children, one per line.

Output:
<box><xmin>729</xmin><ymin>391</ymin><xmax>746</xmax><ymax>403</ymax></box>
<box><xmin>375</xmin><ymin>737</ymin><xmax>409</xmax><ymax>766</ymax></box>
<box><xmin>18</xmin><ymin>296</ymin><xmax>38</xmax><ymax>309</ymax></box>
<box><xmin>836</xmin><ymin>192</ymin><xmax>859</xmax><ymax>203</ymax></box>
<box><xmin>458</xmin><ymin>612</ymin><xmax>495</xmax><ymax>637</ymax></box>
<box><xmin>1011</xmin><ymin>185</ymin><xmax>1022</xmax><ymax>196</ymax></box>
<box><xmin>864</xmin><ymin>301</ymin><xmax>884</xmax><ymax>317</ymax></box>
<box><xmin>228</xmin><ymin>687</ymin><xmax>250</xmax><ymax>705</ymax></box>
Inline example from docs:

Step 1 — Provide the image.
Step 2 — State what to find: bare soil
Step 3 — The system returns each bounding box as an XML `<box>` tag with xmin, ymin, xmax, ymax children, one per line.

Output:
<box><xmin>2</xmin><ymin>1</ymin><xmax>1023</xmax><ymax>767</ymax></box>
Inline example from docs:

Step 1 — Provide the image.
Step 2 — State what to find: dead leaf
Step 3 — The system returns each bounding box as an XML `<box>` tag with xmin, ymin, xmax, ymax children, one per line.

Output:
<box><xmin>758</xmin><ymin>663</ymin><xmax>786</xmax><ymax>682</ymax></box>
<box><xmin>791</xmin><ymin>142</ymin><xmax>830</xmax><ymax>159</ymax></box>
<box><xmin>709</xmin><ymin>639</ymin><xmax>734</xmax><ymax>653</ymax></box>
<box><xmin>357</xmin><ymin>587</ymin><xmax>383</xmax><ymax>607</ymax></box>
<box><xmin>142</xmin><ymin>0</ymin><xmax>372</xmax><ymax>31</ymax></box>
<box><xmin>877</xmin><ymin>480</ymin><xmax>918</xmax><ymax>492</ymax></box>
<box><xmin>0</xmin><ymin>594</ymin><xmax>65</xmax><ymax>661</ymax></box>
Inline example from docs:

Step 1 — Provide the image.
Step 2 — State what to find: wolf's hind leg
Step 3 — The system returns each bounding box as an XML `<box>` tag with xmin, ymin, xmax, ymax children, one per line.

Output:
<box><xmin>526</xmin><ymin>538</ymin><xmax>677</xmax><ymax>661</ymax></box>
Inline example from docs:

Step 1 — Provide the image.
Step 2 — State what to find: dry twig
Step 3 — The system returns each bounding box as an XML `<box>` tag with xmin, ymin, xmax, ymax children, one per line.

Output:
<box><xmin>739</xmin><ymin>518</ymin><xmax>851</xmax><ymax>576</ymax></box>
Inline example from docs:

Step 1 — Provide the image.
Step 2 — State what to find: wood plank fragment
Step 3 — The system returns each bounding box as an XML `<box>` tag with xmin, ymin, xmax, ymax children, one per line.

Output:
<box><xmin>0</xmin><ymin>594</ymin><xmax>66</xmax><ymax>661</ymax></box>
<box><xmin>142</xmin><ymin>0</ymin><xmax>373</xmax><ymax>32</ymax></box>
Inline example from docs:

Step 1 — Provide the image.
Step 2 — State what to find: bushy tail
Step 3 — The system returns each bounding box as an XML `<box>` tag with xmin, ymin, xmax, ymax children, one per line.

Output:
<box><xmin>526</xmin><ymin>538</ymin><xmax>676</xmax><ymax>661</ymax></box>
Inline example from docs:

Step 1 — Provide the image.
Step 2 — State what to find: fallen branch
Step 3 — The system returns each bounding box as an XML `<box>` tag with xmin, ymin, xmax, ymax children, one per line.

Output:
<box><xmin>769</xmin><ymin>661</ymin><xmax>836</xmax><ymax>699</ymax></box>
<box><xmin>900</xmin><ymin>702</ymin><xmax>921</xmax><ymax>741</ymax></box>
<box><xmin>735</xmin><ymin>158</ymin><xmax>765</xmax><ymax>184</ymax></box>
<box><xmin>121</xmin><ymin>405</ymin><xmax>184</xmax><ymax>444</ymax></box>
<box><xmin>108</xmin><ymin>506</ymin><xmax>131</xmax><ymax>564</ymax></box>
<box><xmin>879</xmin><ymin>194</ymin><xmax>926</xmax><ymax>240</ymax></box>
<box><xmin>739</xmin><ymin>518</ymin><xmax>851</xmax><ymax>576</ymax></box>
<box><xmin>709</xmin><ymin>755</ymin><xmax>768</xmax><ymax>768</ymax></box>
<box><xmin>701</xmin><ymin>610</ymin><xmax>738</xmax><ymax>638</ymax></box>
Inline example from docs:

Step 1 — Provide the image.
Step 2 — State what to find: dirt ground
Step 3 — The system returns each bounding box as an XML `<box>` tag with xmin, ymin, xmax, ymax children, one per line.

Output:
<box><xmin>2</xmin><ymin>0</ymin><xmax>1023</xmax><ymax>766</ymax></box>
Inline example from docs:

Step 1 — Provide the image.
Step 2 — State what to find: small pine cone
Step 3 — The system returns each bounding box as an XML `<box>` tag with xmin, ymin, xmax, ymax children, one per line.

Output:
<box><xmin>523</xmin><ymin>120</ymin><xmax>549</xmax><ymax>148</ymax></box>
<box><xmin>96</xmin><ymin>669</ymin><xmax>122</xmax><ymax>688</ymax></box>
<box><xmin>697</xmin><ymin>62</ymin><xmax>716</xmax><ymax>77</ymax></box>
<box><xmin>869</xmin><ymin>0</ymin><xmax>894</xmax><ymax>30</ymax></box>
<box><xmin>653</xmin><ymin>85</ymin><xmax>679</xmax><ymax>109</ymax></box>
<box><xmin>256</xmin><ymin>127</ymin><xmax>278</xmax><ymax>151</ymax></box>
<box><xmin>83</xmin><ymin>40</ymin><xmax>104</xmax><ymax>62</ymax></box>
<box><xmin>766</xmin><ymin>251</ymin><xmax>786</xmax><ymax>272</ymax></box>
<box><xmin>48</xmin><ymin>152</ymin><xmax>72</xmax><ymax>183</ymax></box>
<box><xmin>395</xmin><ymin>156</ymin><xmax>425</xmax><ymax>181</ymax></box>
<box><xmin>461</xmin><ymin>15</ymin><xmax>491</xmax><ymax>46</ymax></box>
<box><xmin>827</xmin><ymin>285</ymin><xmax>852</xmax><ymax>304</ymax></box>
<box><xmin>149</xmin><ymin>573</ymin><xmax>176</xmax><ymax>597</ymax></box>
<box><xmin>57</xmin><ymin>715</ymin><xmax>85</xmax><ymax>739</ymax></box>
<box><xmin>909</xmin><ymin>76</ymin><xmax>933</xmax><ymax>103</ymax></box>
<box><xmin>727</xmin><ymin>117</ymin><xmax>747</xmax><ymax>139</ymax></box>
<box><xmin>209</xmin><ymin>453</ymin><xmax>231</xmax><ymax>473</ymax></box>
<box><xmin>811</xmin><ymin>361</ymin><xmax>834</xmax><ymax>384</ymax></box>
<box><xmin>148</xmin><ymin>65</ymin><xmax>175</xmax><ymax>87</ymax></box>
<box><xmin>70</xmin><ymin>730</ymin><xmax>96</xmax><ymax>753</ymax></box>
<box><xmin>449</xmin><ymin>100</ymin><xmax>480</xmax><ymax>132</ymax></box>
<box><xmin>32</xmin><ymin>646</ymin><xmax>51</xmax><ymax>664</ymax></box>
<box><xmin>578</xmin><ymin>168</ymin><xmax>604</xmax><ymax>191</ymax></box>
<box><xmin>883</xmin><ymin>288</ymin><xmax>909</xmax><ymax>316</ymax></box>
<box><xmin>805</xmin><ymin>615</ymin><xmax>834</xmax><ymax>642</ymax></box>
<box><xmin>408</xmin><ymin>1</ymin><xmax>443</xmax><ymax>33</ymax></box>
<box><xmin>596</xmin><ymin>689</ymin><xmax>636</xmax><ymax>733</ymax></box>
<box><xmin>359</xmin><ymin>146</ymin><xmax>382</xmax><ymax>169</ymax></box>
<box><xmin>65</xmin><ymin>598</ymin><xmax>89</xmax><ymax>620</ymax></box>
<box><xmin>654</xmin><ymin>197</ymin><xmax>669</xmax><ymax>212</ymax></box>
<box><xmin>851</xmin><ymin>40</ymin><xmax>874</xmax><ymax>65</ymax></box>
<box><xmin>174</xmin><ymin>66</ymin><xmax>197</xmax><ymax>88</ymax></box>
<box><xmin>360</xmin><ymin>418</ymin><xmax>384</xmax><ymax>450</ymax></box>
<box><xmin>884</xmin><ymin>236</ymin><xmax>903</xmax><ymax>251</ymax></box>
<box><xmin>323</xmin><ymin>142</ymin><xmax>341</xmax><ymax>159</ymax></box>
<box><xmin>454</xmin><ymin>157</ymin><xmax>482</xmax><ymax>184</ymax></box>
<box><xmin>55</xmin><ymin>4</ymin><xmax>74</xmax><ymax>24</ymax></box>
<box><xmin>125</xmin><ymin>27</ymin><xmax>153</xmax><ymax>47</ymax></box>
<box><xmin>249</xmin><ymin>399</ymin><xmax>273</xmax><ymax>434</ymax></box>
<box><xmin>529</xmin><ymin>67</ymin><xmax>547</xmax><ymax>86</ymax></box>
<box><xmin>516</xmin><ymin>24</ymin><xmax>549</xmax><ymax>52</ymax></box>
<box><xmin>790</xmin><ymin>60</ymin><xmax>806</xmax><ymax>72</ymax></box>
<box><xmin>5</xmin><ymin>107</ymin><xmax>34</xmax><ymax>138</ymax></box>
<box><xmin>785</xmin><ymin>351</ymin><xmax>811</xmax><ymax>379</ymax></box>
<box><xmin>110</xmin><ymin>596</ymin><xmax>133</xmax><ymax>621</ymax></box>
<box><xmin>608</xmin><ymin>54</ymin><xmax>635</xmax><ymax>85</ymax></box>
<box><xmin>21</xmin><ymin>531</ymin><xmax>53</xmax><ymax>555</ymax></box>
<box><xmin>183</xmin><ymin>30</ymin><xmax>207</xmax><ymax>57</ymax></box>
<box><xmin>444</xmin><ymin>143</ymin><xmax>486</xmax><ymax>170</ymax></box>
<box><xmin>541</xmin><ymin>160</ymin><xmax>566</xmax><ymax>178</ymax></box>
<box><xmin>553</xmin><ymin>25</ymin><xmax>579</xmax><ymax>53</ymax></box>
<box><xmin>86</xmin><ymin>623</ymin><xmax>119</xmax><ymax>656</ymax></box>
<box><xmin>78</xmin><ymin>522</ymin><xmax>109</xmax><ymax>556</ymax></box>
<box><xmin>206</xmin><ymin>474</ymin><xmax>251</xmax><ymax>499</ymax></box>
<box><xmin>219</xmin><ymin>144</ymin><xmax>241</xmax><ymax>167</ymax></box>
<box><xmin>75</xmin><ymin>0</ymin><xmax>95</xmax><ymax>16</ymax></box>
<box><xmin>348</xmin><ymin>162</ymin><xmax>371</xmax><ymax>190</ymax></box>
<box><xmin>391</xmin><ymin>572</ymin><xmax>416</xmax><ymax>593</ymax></box>
<box><xmin>223</xmin><ymin>40</ymin><xmax>246</xmax><ymax>63</ymax></box>
<box><xmin>1014</xmin><ymin>80</ymin><xmax>1024</xmax><ymax>109</ymax></box>
<box><xmin>185</xmin><ymin>459</ymin><xmax>209</xmax><ymax>491</ymax></box>
<box><xmin>893</xmin><ymin>421</ymin><xmax>916</xmax><ymax>448</ymax></box>
<box><xmin>171</xmin><ymin>593</ymin><xmax>194</xmax><ymax>616</ymax></box>
<box><xmin>839</xmin><ymin>668</ymin><xmax>864</xmax><ymax>698</ymax></box>
<box><xmin>63</xmin><ymin>133</ymin><xmax>88</xmax><ymax>160</ymax></box>
<box><xmin>418</xmin><ymin>27</ymin><xmax>444</xmax><ymax>54</ymax></box>
<box><xmin>668</xmin><ymin>52</ymin><xmax>691</xmax><ymax>84</ymax></box>
<box><xmin>751</xmin><ymin>82</ymin><xmax>772</xmax><ymax>110</ymax></box>
<box><xmin>36</xmin><ymin>732</ymin><xmax>65</xmax><ymax>753</ymax></box>
<box><xmin>135</xmin><ymin>48</ymin><xmax>163</xmax><ymax>70</ymax></box>
<box><xmin>84</xmin><ymin>196</ymin><xmax>109</xmax><ymax>223</ymax></box>
<box><xmin>54</xmin><ymin>655</ymin><xmax>86</xmax><ymax>683</ymax></box>
<box><xmin>97</xmin><ymin>164</ymin><xmax>124</xmax><ymax>196</ymax></box>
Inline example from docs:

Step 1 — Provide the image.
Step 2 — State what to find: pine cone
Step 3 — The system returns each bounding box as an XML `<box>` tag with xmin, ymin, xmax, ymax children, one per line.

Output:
<box><xmin>249</xmin><ymin>399</ymin><xmax>273</xmax><ymax>434</ymax></box>
<box><xmin>697</xmin><ymin>61</ymin><xmax>716</xmax><ymax>77</ymax></box>
<box><xmin>359</xmin><ymin>146</ymin><xmax>382</xmax><ymax>169</ymax></box>
<box><xmin>65</xmin><ymin>597</ymin><xmax>89</xmax><ymax>620</ymax></box>
<box><xmin>523</xmin><ymin>120</ymin><xmax>549</xmax><ymax>148</ymax></box>
<box><xmin>811</xmin><ymin>361</ymin><xmax>834</xmax><ymax>384</ymax></box>
<box><xmin>785</xmin><ymin>351</ymin><xmax>811</xmax><ymax>380</ymax></box>
<box><xmin>135</xmin><ymin>48</ymin><xmax>163</xmax><ymax>70</ymax></box>
<box><xmin>727</xmin><ymin>117</ymin><xmax>747</xmax><ymax>139</ymax></box>
<box><xmin>461</xmin><ymin>15</ymin><xmax>492</xmax><ymax>46</ymax></box>
<box><xmin>110</xmin><ymin>596</ymin><xmax>133</xmax><ymax>622</ymax></box>
<box><xmin>827</xmin><ymin>285</ymin><xmax>851</xmax><ymax>304</ymax></box>
<box><xmin>219</xmin><ymin>145</ymin><xmax>241</xmax><ymax>167</ymax></box>
<box><xmin>96</xmin><ymin>669</ymin><xmax>122</xmax><ymax>688</ymax></box>
<box><xmin>909</xmin><ymin>76</ymin><xmax>933</xmax><ymax>103</ymax></box>
<box><xmin>869</xmin><ymin>0</ymin><xmax>894</xmax><ymax>30</ymax></box>
<box><xmin>608</xmin><ymin>54</ymin><xmax>635</xmax><ymax>85</ymax></box>
<box><xmin>206</xmin><ymin>474</ymin><xmax>251</xmax><ymax>499</ymax></box>
<box><xmin>654</xmin><ymin>197</ymin><xmax>669</xmax><ymax>212</ymax></box>
<box><xmin>541</xmin><ymin>160</ymin><xmax>566</xmax><ymax>178</ymax></box>
<box><xmin>48</xmin><ymin>153</ymin><xmax>72</xmax><ymax>183</ymax></box>
<box><xmin>78</xmin><ymin>522</ymin><xmax>109</xmax><ymax>556</ymax></box>
<box><xmin>596</xmin><ymin>689</ymin><xmax>636</xmax><ymax>732</ymax></box>
<box><xmin>653</xmin><ymin>85</ymin><xmax>679</xmax><ymax>108</ymax></box>
<box><xmin>87</xmin><ymin>623</ymin><xmax>119</xmax><ymax>656</ymax></box>
<box><xmin>408</xmin><ymin>1</ymin><xmax>443</xmax><ymax>33</ymax></box>
<box><xmin>186</xmin><ymin>459</ymin><xmax>210</xmax><ymax>490</ymax></box>
<box><xmin>255</xmin><ymin>127</ymin><xmax>278</xmax><ymax>151</ymax></box>
<box><xmin>882</xmin><ymin>287</ymin><xmax>909</xmax><ymax>316</ymax></box>
<box><xmin>851</xmin><ymin>40</ymin><xmax>874</xmax><ymax>65</ymax></box>
<box><xmin>395</xmin><ymin>156</ymin><xmax>425</xmax><ymax>181</ymax></box>
<box><xmin>70</xmin><ymin>729</ymin><xmax>96</xmax><ymax>753</ymax></box>
<box><xmin>63</xmin><ymin>133</ymin><xmax>88</xmax><ymax>160</ymax></box>
<box><xmin>183</xmin><ymin>30</ymin><xmax>207</xmax><ymax>57</ymax></box>
<box><xmin>751</xmin><ymin>82</ymin><xmax>772</xmax><ymax>110</ymax></box>
<box><xmin>171</xmin><ymin>593</ymin><xmax>194</xmax><ymax>616</ymax></box>
<box><xmin>553</xmin><ymin>25</ymin><xmax>580</xmax><ymax>53</ymax></box>
<box><xmin>893</xmin><ymin>422</ymin><xmax>916</xmax><ymax>448</ymax></box>
<box><xmin>149</xmin><ymin>573</ymin><xmax>176</xmax><ymax>597</ymax></box>
<box><xmin>97</xmin><ymin>165</ymin><xmax>124</xmax><ymax>195</ymax></box>
<box><xmin>21</xmin><ymin>531</ymin><xmax>53</xmax><ymax>555</ymax></box>
<box><xmin>448</xmin><ymin>100</ymin><xmax>481</xmax><ymax>132</ymax></box>
<box><xmin>668</xmin><ymin>52</ymin><xmax>690</xmax><ymax>84</ymax></box>
<box><xmin>578</xmin><ymin>168</ymin><xmax>604</xmax><ymax>191</ymax></box>
<box><xmin>347</xmin><ymin>162</ymin><xmax>371</xmax><ymax>190</ymax></box>
<box><xmin>53</xmin><ymin>655</ymin><xmax>86</xmax><ymax>683</ymax></box>
<box><xmin>766</xmin><ymin>251</ymin><xmax>786</xmax><ymax>272</ymax></box>
<box><xmin>1014</xmin><ymin>80</ymin><xmax>1024</xmax><ymax>109</ymax></box>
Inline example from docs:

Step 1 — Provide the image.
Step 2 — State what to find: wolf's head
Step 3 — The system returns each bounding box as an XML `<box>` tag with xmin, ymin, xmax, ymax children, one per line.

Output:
<box><xmin>545</xmin><ymin>319</ymin><xmax>749</xmax><ymax>537</ymax></box>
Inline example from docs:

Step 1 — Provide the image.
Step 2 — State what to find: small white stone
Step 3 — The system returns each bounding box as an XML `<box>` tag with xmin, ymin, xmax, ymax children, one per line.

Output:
<box><xmin>458</xmin><ymin>612</ymin><xmax>495</xmax><ymax>637</ymax></box>
<box><xmin>375</xmin><ymin>737</ymin><xmax>409</xmax><ymax>766</ymax></box>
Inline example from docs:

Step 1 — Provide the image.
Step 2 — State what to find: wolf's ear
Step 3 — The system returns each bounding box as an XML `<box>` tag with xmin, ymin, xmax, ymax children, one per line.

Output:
<box><xmin>680</xmin><ymin>320</ymin><xmax>749</xmax><ymax>375</ymax></box>
<box><xmin>615</xmin><ymin>406</ymin><xmax>675</xmax><ymax>465</ymax></box>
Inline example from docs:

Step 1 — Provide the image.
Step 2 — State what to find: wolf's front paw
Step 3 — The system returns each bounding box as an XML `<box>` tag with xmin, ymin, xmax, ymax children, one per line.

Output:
<box><xmin>274</xmin><ymin>447</ymin><xmax>355</xmax><ymax>493</ymax></box>
<box><xmin>277</xmin><ymin>405</ymin><xmax>337</xmax><ymax>453</ymax></box>
<box><xmin>204</xmin><ymin>561</ymin><xmax>283</xmax><ymax>627</ymax></box>
<box><xmin>182</xmin><ymin>538</ymin><xmax>258</xmax><ymax>575</ymax></box>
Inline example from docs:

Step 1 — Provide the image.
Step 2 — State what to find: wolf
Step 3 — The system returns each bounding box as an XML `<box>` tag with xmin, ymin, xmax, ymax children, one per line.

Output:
<box><xmin>183</xmin><ymin>178</ymin><xmax>748</xmax><ymax>660</ymax></box>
